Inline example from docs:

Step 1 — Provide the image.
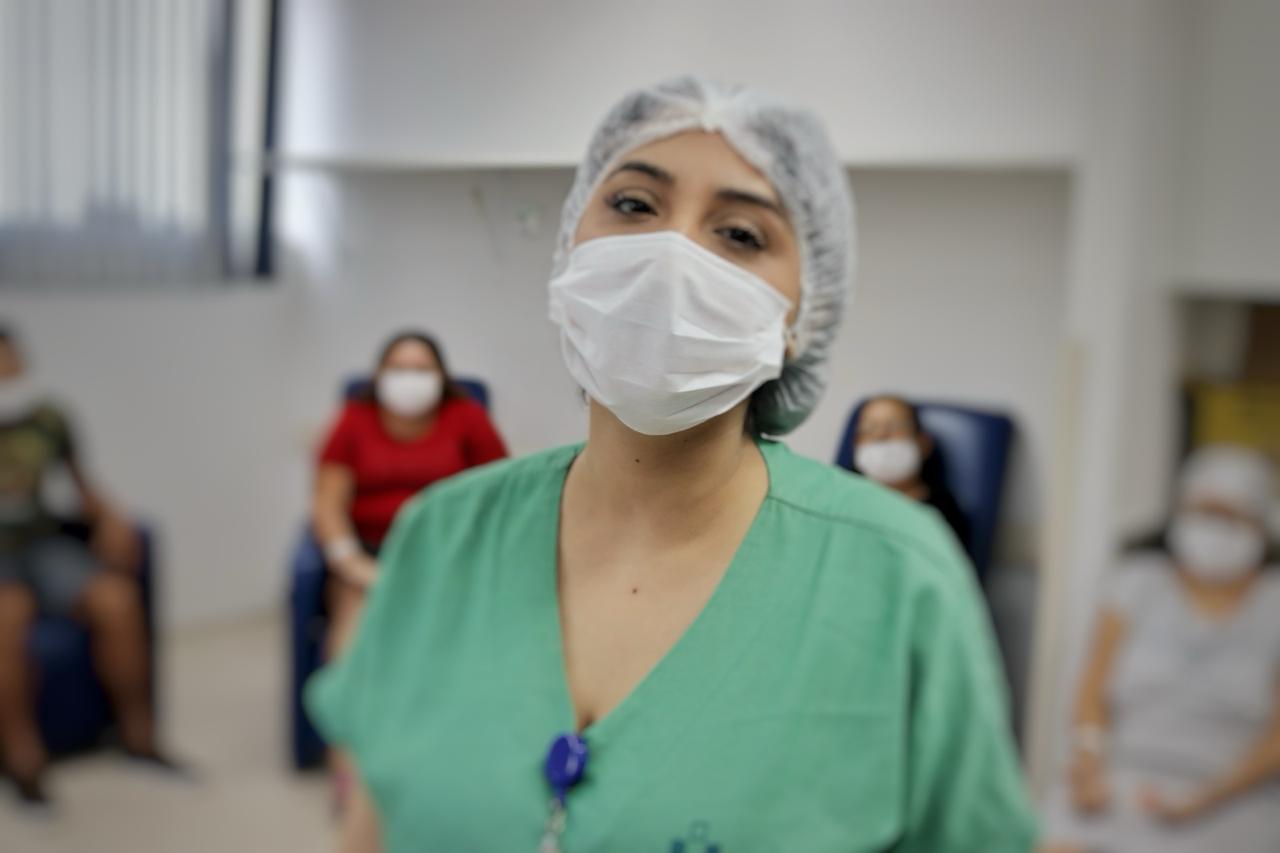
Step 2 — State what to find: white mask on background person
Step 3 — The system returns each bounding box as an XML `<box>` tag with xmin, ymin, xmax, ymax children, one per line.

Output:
<box><xmin>1169</xmin><ymin>511</ymin><xmax>1267</xmax><ymax>583</ymax></box>
<box><xmin>548</xmin><ymin>231</ymin><xmax>791</xmax><ymax>436</ymax></box>
<box><xmin>376</xmin><ymin>369</ymin><xmax>442</xmax><ymax>418</ymax></box>
<box><xmin>855</xmin><ymin>438</ymin><xmax>923</xmax><ymax>486</ymax></box>
<box><xmin>0</xmin><ymin>375</ymin><xmax>41</xmax><ymax>422</ymax></box>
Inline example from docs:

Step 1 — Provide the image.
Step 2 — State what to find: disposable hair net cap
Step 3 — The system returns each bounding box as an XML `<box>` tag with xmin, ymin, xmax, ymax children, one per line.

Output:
<box><xmin>552</xmin><ymin>75</ymin><xmax>856</xmax><ymax>436</ymax></box>
<box><xmin>1178</xmin><ymin>444</ymin><xmax>1276</xmax><ymax>529</ymax></box>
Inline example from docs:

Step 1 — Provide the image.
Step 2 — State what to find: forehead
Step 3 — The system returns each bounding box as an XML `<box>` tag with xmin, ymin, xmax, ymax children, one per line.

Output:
<box><xmin>384</xmin><ymin>340</ymin><xmax>434</xmax><ymax>362</ymax></box>
<box><xmin>606</xmin><ymin>131</ymin><xmax>781</xmax><ymax>204</ymax></box>
<box><xmin>861</xmin><ymin>398</ymin><xmax>914</xmax><ymax>424</ymax></box>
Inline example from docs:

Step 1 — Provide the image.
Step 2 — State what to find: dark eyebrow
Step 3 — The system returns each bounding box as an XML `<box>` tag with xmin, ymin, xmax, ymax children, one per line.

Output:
<box><xmin>606</xmin><ymin>160</ymin><xmax>674</xmax><ymax>184</ymax></box>
<box><xmin>716</xmin><ymin>188</ymin><xmax>788</xmax><ymax>220</ymax></box>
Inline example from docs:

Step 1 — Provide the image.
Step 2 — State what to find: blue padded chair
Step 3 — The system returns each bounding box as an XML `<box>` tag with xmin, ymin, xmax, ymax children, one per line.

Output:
<box><xmin>834</xmin><ymin>399</ymin><xmax>1014</xmax><ymax>582</ymax></box>
<box><xmin>31</xmin><ymin>522</ymin><xmax>157</xmax><ymax>754</ymax></box>
<box><xmin>289</xmin><ymin>376</ymin><xmax>490</xmax><ymax>770</ymax></box>
<box><xmin>341</xmin><ymin>377</ymin><xmax>489</xmax><ymax>411</ymax></box>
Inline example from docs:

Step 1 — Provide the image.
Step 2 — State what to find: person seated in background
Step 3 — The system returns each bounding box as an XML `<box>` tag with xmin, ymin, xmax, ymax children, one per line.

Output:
<box><xmin>311</xmin><ymin>330</ymin><xmax>508</xmax><ymax>658</ymax></box>
<box><xmin>1041</xmin><ymin>444</ymin><xmax>1280</xmax><ymax>853</ymax></box>
<box><xmin>0</xmin><ymin>325</ymin><xmax>179</xmax><ymax>808</ymax></box>
<box><xmin>847</xmin><ymin>394</ymin><xmax>972</xmax><ymax>555</ymax></box>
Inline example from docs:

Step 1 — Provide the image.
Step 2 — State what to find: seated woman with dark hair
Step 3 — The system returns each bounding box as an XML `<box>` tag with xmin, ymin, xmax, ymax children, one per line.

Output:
<box><xmin>310</xmin><ymin>330</ymin><xmax>509</xmax><ymax>812</ymax></box>
<box><xmin>311</xmin><ymin>330</ymin><xmax>509</xmax><ymax>658</ymax></box>
<box><xmin>847</xmin><ymin>394</ymin><xmax>972</xmax><ymax>555</ymax></box>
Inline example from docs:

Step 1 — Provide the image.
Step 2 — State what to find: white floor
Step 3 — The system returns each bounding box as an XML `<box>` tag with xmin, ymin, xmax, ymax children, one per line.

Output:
<box><xmin>1</xmin><ymin>615</ymin><xmax>334</xmax><ymax>853</ymax></box>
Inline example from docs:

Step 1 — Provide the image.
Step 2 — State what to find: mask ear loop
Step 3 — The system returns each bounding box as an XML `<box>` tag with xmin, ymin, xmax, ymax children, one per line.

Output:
<box><xmin>783</xmin><ymin>325</ymin><xmax>799</xmax><ymax>361</ymax></box>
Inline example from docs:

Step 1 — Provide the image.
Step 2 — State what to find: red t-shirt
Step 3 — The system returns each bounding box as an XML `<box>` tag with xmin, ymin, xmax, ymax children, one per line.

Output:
<box><xmin>317</xmin><ymin>396</ymin><xmax>508</xmax><ymax>549</ymax></box>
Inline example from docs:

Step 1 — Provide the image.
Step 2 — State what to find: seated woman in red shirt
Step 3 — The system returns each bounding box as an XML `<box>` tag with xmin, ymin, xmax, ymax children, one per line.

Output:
<box><xmin>311</xmin><ymin>331</ymin><xmax>508</xmax><ymax>657</ymax></box>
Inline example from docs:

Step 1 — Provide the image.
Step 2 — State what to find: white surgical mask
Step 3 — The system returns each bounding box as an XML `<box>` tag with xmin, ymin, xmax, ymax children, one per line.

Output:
<box><xmin>376</xmin><ymin>369</ymin><xmax>442</xmax><ymax>418</ymax></box>
<box><xmin>0</xmin><ymin>375</ymin><xmax>40</xmax><ymax>422</ymax></box>
<box><xmin>549</xmin><ymin>231</ymin><xmax>791</xmax><ymax>436</ymax></box>
<box><xmin>1169</xmin><ymin>511</ymin><xmax>1267</xmax><ymax>583</ymax></box>
<box><xmin>855</xmin><ymin>438</ymin><xmax>923</xmax><ymax>485</ymax></box>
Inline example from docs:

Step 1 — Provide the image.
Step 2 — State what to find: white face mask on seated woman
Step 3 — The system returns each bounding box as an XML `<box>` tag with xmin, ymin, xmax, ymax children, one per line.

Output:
<box><xmin>855</xmin><ymin>439</ymin><xmax>923</xmax><ymax>486</ymax></box>
<box><xmin>376</xmin><ymin>369</ymin><xmax>443</xmax><ymax>418</ymax></box>
<box><xmin>0</xmin><ymin>375</ymin><xmax>40</xmax><ymax>422</ymax></box>
<box><xmin>1169</xmin><ymin>511</ymin><xmax>1267</xmax><ymax>583</ymax></box>
<box><xmin>549</xmin><ymin>230</ymin><xmax>792</xmax><ymax>436</ymax></box>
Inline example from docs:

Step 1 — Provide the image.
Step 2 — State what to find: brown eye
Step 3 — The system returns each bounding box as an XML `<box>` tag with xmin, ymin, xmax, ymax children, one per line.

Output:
<box><xmin>608</xmin><ymin>193</ymin><xmax>656</xmax><ymax>216</ymax></box>
<box><xmin>717</xmin><ymin>225</ymin><xmax>765</xmax><ymax>252</ymax></box>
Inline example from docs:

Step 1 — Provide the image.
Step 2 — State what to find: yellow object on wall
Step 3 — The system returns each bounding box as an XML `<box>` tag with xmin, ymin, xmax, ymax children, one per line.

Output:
<box><xmin>1189</xmin><ymin>382</ymin><xmax>1280</xmax><ymax>467</ymax></box>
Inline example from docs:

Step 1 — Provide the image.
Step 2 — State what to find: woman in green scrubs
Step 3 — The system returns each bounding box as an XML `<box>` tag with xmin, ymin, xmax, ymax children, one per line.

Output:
<box><xmin>308</xmin><ymin>76</ymin><xmax>1038</xmax><ymax>852</ymax></box>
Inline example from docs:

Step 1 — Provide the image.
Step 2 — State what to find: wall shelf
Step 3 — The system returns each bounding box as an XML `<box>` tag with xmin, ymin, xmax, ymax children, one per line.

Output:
<box><xmin>233</xmin><ymin>151</ymin><xmax>1076</xmax><ymax>177</ymax></box>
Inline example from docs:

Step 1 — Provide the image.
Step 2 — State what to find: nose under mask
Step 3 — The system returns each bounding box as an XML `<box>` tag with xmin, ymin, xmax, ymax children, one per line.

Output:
<box><xmin>377</xmin><ymin>370</ymin><xmax>443</xmax><ymax>418</ymax></box>
<box><xmin>0</xmin><ymin>376</ymin><xmax>41</xmax><ymax>422</ymax></box>
<box><xmin>855</xmin><ymin>439</ymin><xmax>923</xmax><ymax>486</ymax></box>
<box><xmin>548</xmin><ymin>231</ymin><xmax>793</xmax><ymax>436</ymax></box>
<box><xmin>1168</xmin><ymin>512</ymin><xmax>1267</xmax><ymax>583</ymax></box>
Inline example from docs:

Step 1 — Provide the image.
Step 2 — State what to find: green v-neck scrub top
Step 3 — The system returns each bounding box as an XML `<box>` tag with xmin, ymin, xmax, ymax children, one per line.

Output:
<box><xmin>306</xmin><ymin>440</ymin><xmax>1038</xmax><ymax>852</ymax></box>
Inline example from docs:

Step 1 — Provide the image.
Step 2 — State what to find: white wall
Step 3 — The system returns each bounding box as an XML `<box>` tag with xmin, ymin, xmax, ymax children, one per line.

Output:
<box><xmin>1179</xmin><ymin>0</ymin><xmax>1280</xmax><ymax>291</ymax></box>
<box><xmin>279</xmin><ymin>0</ymin><xmax>1104</xmax><ymax>168</ymax></box>
<box><xmin>1114</xmin><ymin>0</ymin><xmax>1196</xmax><ymax>538</ymax></box>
